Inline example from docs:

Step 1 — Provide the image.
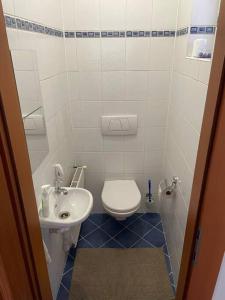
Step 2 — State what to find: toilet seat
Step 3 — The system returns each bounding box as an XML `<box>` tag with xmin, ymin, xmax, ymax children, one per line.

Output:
<box><xmin>102</xmin><ymin>180</ymin><xmax>141</xmax><ymax>213</ymax></box>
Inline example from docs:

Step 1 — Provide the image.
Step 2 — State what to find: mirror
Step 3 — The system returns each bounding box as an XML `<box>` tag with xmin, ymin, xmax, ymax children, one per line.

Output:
<box><xmin>11</xmin><ymin>50</ymin><xmax>49</xmax><ymax>173</ymax></box>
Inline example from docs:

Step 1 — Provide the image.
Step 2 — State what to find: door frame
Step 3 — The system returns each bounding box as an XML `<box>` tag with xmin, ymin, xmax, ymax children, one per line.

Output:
<box><xmin>0</xmin><ymin>1</ymin><xmax>52</xmax><ymax>299</ymax></box>
<box><xmin>0</xmin><ymin>0</ymin><xmax>225</xmax><ymax>298</ymax></box>
<box><xmin>176</xmin><ymin>0</ymin><xmax>225</xmax><ymax>298</ymax></box>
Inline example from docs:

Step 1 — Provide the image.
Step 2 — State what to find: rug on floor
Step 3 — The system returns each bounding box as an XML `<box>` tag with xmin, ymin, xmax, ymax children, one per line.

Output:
<box><xmin>69</xmin><ymin>248</ymin><xmax>174</xmax><ymax>300</ymax></box>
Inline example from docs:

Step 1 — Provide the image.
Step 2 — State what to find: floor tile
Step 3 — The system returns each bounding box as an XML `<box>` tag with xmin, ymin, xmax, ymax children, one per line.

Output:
<box><xmin>101</xmin><ymin>238</ymin><xmax>124</xmax><ymax>248</ymax></box>
<box><xmin>69</xmin><ymin>245</ymin><xmax>77</xmax><ymax>258</ymax></box>
<box><xmin>131</xmin><ymin>238</ymin><xmax>153</xmax><ymax>248</ymax></box>
<box><xmin>118</xmin><ymin>213</ymin><xmax>142</xmax><ymax>226</ymax></box>
<box><xmin>61</xmin><ymin>270</ymin><xmax>73</xmax><ymax>290</ymax></box>
<box><xmin>143</xmin><ymin>228</ymin><xmax>165</xmax><ymax>247</ymax></box>
<box><xmin>164</xmin><ymin>254</ymin><xmax>172</xmax><ymax>274</ymax></box>
<box><xmin>85</xmin><ymin>228</ymin><xmax>111</xmax><ymax>247</ymax></box>
<box><xmin>114</xmin><ymin>228</ymin><xmax>141</xmax><ymax>248</ymax></box>
<box><xmin>141</xmin><ymin>213</ymin><xmax>161</xmax><ymax>226</ymax></box>
<box><xmin>80</xmin><ymin>219</ymin><xmax>98</xmax><ymax>237</ymax></box>
<box><xmin>89</xmin><ymin>213</ymin><xmax>112</xmax><ymax>226</ymax></box>
<box><xmin>100</xmin><ymin>218</ymin><xmax>125</xmax><ymax>237</ymax></box>
<box><xmin>63</xmin><ymin>254</ymin><xmax>74</xmax><ymax>274</ymax></box>
<box><xmin>127</xmin><ymin>218</ymin><xmax>153</xmax><ymax>237</ymax></box>
<box><xmin>77</xmin><ymin>238</ymin><xmax>93</xmax><ymax>248</ymax></box>
<box><xmin>57</xmin><ymin>285</ymin><xmax>69</xmax><ymax>300</ymax></box>
<box><xmin>156</xmin><ymin>222</ymin><xmax>164</xmax><ymax>232</ymax></box>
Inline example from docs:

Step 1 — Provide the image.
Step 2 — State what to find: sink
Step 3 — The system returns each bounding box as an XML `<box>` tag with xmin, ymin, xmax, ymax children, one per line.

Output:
<box><xmin>39</xmin><ymin>187</ymin><xmax>93</xmax><ymax>229</ymax></box>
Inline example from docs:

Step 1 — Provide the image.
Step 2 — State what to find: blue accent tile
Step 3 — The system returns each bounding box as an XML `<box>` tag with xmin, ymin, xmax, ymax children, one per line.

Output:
<box><xmin>198</xmin><ymin>26</ymin><xmax>206</xmax><ymax>34</ymax></box>
<box><xmin>190</xmin><ymin>26</ymin><xmax>198</xmax><ymax>34</ymax></box>
<box><xmin>131</xmin><ymin>238</ymin><xmax>152</xmax><ymax>248</ymax></box>
<box><xmin>80</xmin><ymin>219</ymin><xmax>98</xmax><ymax>237</ymax></box>
<box><xmin>126</xmin><ymin>31</ymin><xmax>132</xmax><ymax>37</ymax></box>
<box><xmin>57</xmin><ymin>285</ymin><xmax>69</xmax><ymax>300</ymax></box>
<box><xmin>77</xmin><ymin>238</ymin><xmax>93</xmax><ymax>248</ymax></box>
<box><xmin>85</xmin><ymin>228</ymin><xmax>111</xmax><ymax>247</ymax></box>
<box><xmin>65</xmin><ymin>31</ymin><xmax>75</xmax><ymax>38</ymax></box>
<box><xmin>170</xmin><ymin>31</ymin><xmax>176</xmax><ymax>37</ymax></box>
<box><xmin>101</xmin><ymin>218</ymin><xmax>125</xmax><ymax>237</ymax></box>
<box><xmin>88</xmin><ymin>31</ymin><xmax>95</xmax><ymax>37</ymax></box>
<box><xmin>145</xmin><ymin>31</ymin><xmax>151</xmax><ymax>37</ymax></box>
<box><xmin>101</xmin><ymin>31</ymin><xmax>107</xmax><ymax>37</ymax></box>
<box><xmin>158</xmin><ymin>31</ymin><xmax>164</xmax><ymax>37</ymax></box>
<box><xmin>141</xmin><ymin>213</ymin><xmax>161</xmax><ymax>226</ymax></box>
<box><xmin>76</xmin><ymin>31</ymin><xmax>82</xmax><ymax>38</ymax></box>
<box><xmin>101</xmin><ymin>238</ymin><xmax>124</xmax><ymax>248</ymax></box>
<box><xmin>127</xmin><ymin>218</ymin><xmax>153</xmax><ymax>237</ymax></box>
<box><xmin>206</xmin><ymin>26</ymin><xmax>215</xmax><ymax>34</ymax></box>
<box><xmin>139</xmin><ymin>31</ymin><xmax>145</xmax><ymax>37</ymax></box>
<box><xmin>89</xmin><ymin>213</ymin><xmax>112</xmax><ymax>226</ymax></box>
<box><xmin>114</xmin><ymin>228</ymin><xmax>140</xmax><ymax>248</ymax></box>
<box><xmin>62</xmin><ymin>270</ymin><xmax>73</xmax><ymax>290</ymax></box>
<box><xmin>143</xmin><ymin>228</ymin><xmax>165</xmax><ymax>247</ymax></box>
<box><xmin>164</xmin><ymin>31</ymin><xmax>170</xmax><ymax>37</ymax></box>
<box><xmin>152</xmin><ymin>31</ymin><xmax>158</xmax><ymax>37</ymax></box>
<box><xmin>94</xmin><ymin>32</ymin><xmax>100</xmax><ymax>38</ymax></box>
<box><xmin>132</xmin><ymin>31</ymin><xmax>139</xmax><ymax>37</ymax></box>
<box><xmin>119</xmin><ymin>31</ymin><xmax>125</xmax><ymax>37</ymax></box>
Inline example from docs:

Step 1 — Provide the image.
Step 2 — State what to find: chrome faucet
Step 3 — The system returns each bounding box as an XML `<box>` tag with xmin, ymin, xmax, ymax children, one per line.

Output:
<box><xmin>54</xmin><ymin>164</ymin><xmax>68</xmax><ymax>195</ymax></box>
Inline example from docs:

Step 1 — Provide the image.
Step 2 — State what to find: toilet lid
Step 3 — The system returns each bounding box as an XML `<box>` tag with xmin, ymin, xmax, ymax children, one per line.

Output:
<box><xmin>102</xmin><ymin>180</ymin><xmax>141</xmax><ymax>213</ymax></box>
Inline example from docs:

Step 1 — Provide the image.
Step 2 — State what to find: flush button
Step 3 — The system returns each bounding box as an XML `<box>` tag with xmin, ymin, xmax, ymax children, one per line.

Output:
<box><xmin>109</xmin><ymin>119</ymin><xmax>122</xmax><ymax>131</ymax></box>
<box><xmin>101</xmin><ymin>115</ymin><xmax>137</xmax><ymax>136</ymax></box>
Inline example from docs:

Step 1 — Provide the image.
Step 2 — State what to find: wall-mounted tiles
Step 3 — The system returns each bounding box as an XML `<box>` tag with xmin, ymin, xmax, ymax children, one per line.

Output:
<box><xmin>101</xmin><ymin>39</ymin><xmax>126</xmax><ymax>70</ymax></box>
<box><xmin>75</xmin><ymin>0</ymin><xmax>100</xmax><ymax>30</ymax></box>
<box><xmin>126</xmin><ymin>39</ymin><xmax>150</xmax><ymax>70</ymax></box>
<box><xmin>126</xmin><ymin>0</ymin><xmax>153</xmax><ymax>30</ymax></box>
<box><xmin>100</xmin><ymin>0</ymin><xmax>126</xmax><ymax>30</ymax></box>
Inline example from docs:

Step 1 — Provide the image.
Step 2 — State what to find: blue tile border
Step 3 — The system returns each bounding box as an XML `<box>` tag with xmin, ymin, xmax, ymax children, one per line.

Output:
<box><xmin>5</xmin><ymin>15</ymin><xmax>216</xmax><ymax>40</ymax></box>
<box><xmin>5</xmin><ymin>15</ymin><xmax>63</xmax><ymax>37</ymax></box>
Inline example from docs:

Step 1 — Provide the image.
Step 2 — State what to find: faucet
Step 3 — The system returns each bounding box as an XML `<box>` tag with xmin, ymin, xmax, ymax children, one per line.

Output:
<box><xmin>54</xmin><ymin>164</ymin><xmax>68</xmax><ymax>195</ymax></box>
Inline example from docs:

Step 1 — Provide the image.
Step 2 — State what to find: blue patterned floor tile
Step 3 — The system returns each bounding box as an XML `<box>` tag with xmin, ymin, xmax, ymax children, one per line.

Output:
<box><xmin>80</xmin><ymin>219</ymin><xmax>98</xmax><ymax>237</ymax></box>
<box><xmin>156</xmin><ymin>222</ymin><xmax>164</xmax><ymax>232</ymax></box>
<box><xmin>143</xmin><ymin>228</ymin><xmax>165</xmax><ymax>247</ymax></box>
<box><xmin>131</xmin><ymin>238</ymin><xmax>153</xmax><ymax>248</ymax></box>
<box><xmin>127</xmin><ymin>218</ymin><xmax>153</xmax><ymax>237</ymax></box>
<box><xmin>62</xmin><ymin>270</ymin><xmax>73</xmax><ymax>290</ymax></box>
<box><xmin>118</xmin><ymin>213</ymin><xmax>142</xmax><ymax>226</ymax></box>
<box><xmin>100</xmin><ymin>218</ymin><xmax>125</xmax><ymax>237</ymax></box>
<box><xmin>101</xmin><ymin>238</ymin><xmax>124</xmax><ymax>248</ymax></box>
<box><xmin>69</xmin><ymin>245</ymin><xmax>77</xmax><ymax>258</ymax></box>
<box><xmin>63</xmin><ymin>254</ymin><xmax>74</xmax><ymax>274</ymax></box>
<box><xmin>85</xmin><ymin>228</ymin><xmax>111</xmax><ymax>247</ymax></box>
<box><xmin>141</xmin><ymin>213</ymin><xmax>161</xmax><ymax>226</ymax></box>
<box><xmin>77</xmin><ymin>237</ymin><xmax>93</xmax><ymax>248</ymax></box>
<box><xmin>89</xmin><ymin>213</ymin><xmax>112</xmax><ymax>226</ymax></box>
<box><xmin>114</xmin><ymin>228</ymin><xmax>141</xmax><ymax>248</ymax></box>
<box><xmin>56</xmin><ymin>284</ymin><xmax>69</xmax><ymax>300</ymax></box>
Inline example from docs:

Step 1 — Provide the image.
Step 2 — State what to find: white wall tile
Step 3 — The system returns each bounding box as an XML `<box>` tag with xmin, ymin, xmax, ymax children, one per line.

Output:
<box><xmin>104</xmin><ymin>152</ymin><xmax>124</xmax><ymax>173</ymax></box>
<box><xmin>101</xmin><ymin>39</ymin><xmax>126</xmax><ymax>70</ymax></box>
<box><xmin>124</xmin><ymin>152</ymin><xmax>144</xmax><ymax>172</ymax></box>
<box><xmin>70</xmin><ymin>101</ymin><xmax>102</xmax><ymax>128</ymax></box>
<box><xmin>62</xmin><ymin>0</ymin><xmax>76</xmax><ymax>30</ymax></box>
<box><xmin>149</xmin><ymin>71</ymin><xmax>171</xmax><ymax>100</ymax></box>
<box><xmin>102</xmin><ymin>71</ymin><xmax>126</xmax><ymax>101</ymax></box>
<box><xmin>126</xmin><ymin>0</ymin><xmax>153</xmax><ymax>30</ymax></box>
<box><xmin>78</xmin><ymin>72</ymin><xmax>101</xmax><ymax>100</ymax></box>
<box><xmin>75</xmin><ymin>0</ymin><xmax>100</xmax><ymax>30</ymax></box>
<box><xmin>68</xmin><ymin>72</ymin><xmax>79</xmax><ymax>101</ymax></box>
<box><xmin>150</xmin><ymin>38</ymin><xmax>174</xmax><ymax>71</ymax></box>
<box><xmin>72</xmin><ymin>128</ymin><xmax>103</xmax><ymax>152</ymax></box>
<box><xmin>126</xmin><ymin>71</ymin><xmax>148</xmax><ymax>100</ymax></box>
<box><xmin>145</xmin><ymin>100</ymin><xmax>168</xmax><ymax>127</ymax></box>
<box><xmin>65</xmin><ymin>39</ymin><xmax>78</xmax><ymax>71</ymax></box>
<box><xmin>2</xmin><ymin>0</ymin><xmax>14</xmax><ymax>15</ymax></box>
<box><xmin>152</xmin><ymin>0</ymin><xmax>179</xmax><ymax>29</ymax></box>
<box><xmin>77</xmin><ymin>39</ymin><xmax>101</xmax><ymax>71</ymax></box>
<box><xmin>75</xmin><ymin>152</ymin><xmax>105</xmax><ymax>172</ymax></box>
<box><xmin>126</xmin><ymin>39</ymin><xmax>150</xmax><ymax>70</ymax></box>
<box><xmin>100</xmin><ymin>0</ymin><xmax>126</xmax><ymax>30</ymax></box>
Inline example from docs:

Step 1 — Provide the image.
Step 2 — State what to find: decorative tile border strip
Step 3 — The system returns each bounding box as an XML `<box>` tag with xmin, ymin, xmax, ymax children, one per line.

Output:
<box><xmin>4</xmin><ymin>15</ymin><xmax>63</xmax><ymax>37</ymax></box>
<box><xmin>190</xmin><ymin>26</ymin><xmax>216</xmax><ymax>34</ymax></box>
<box><xmin>5</xmin><ymin>15</ymin><xmax>216</xmax><ymax>39</ymax></box>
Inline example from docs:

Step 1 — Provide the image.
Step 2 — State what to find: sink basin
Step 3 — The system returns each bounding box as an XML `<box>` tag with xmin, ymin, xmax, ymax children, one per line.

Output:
<box><xmin>39</xmin><ymin>187</ymin><xmax>93</xmax><ymax>229</ymax></box>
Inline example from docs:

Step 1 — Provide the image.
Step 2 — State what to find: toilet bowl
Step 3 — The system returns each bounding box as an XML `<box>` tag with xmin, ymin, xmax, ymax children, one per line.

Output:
<box><xmin>101</xmin><ymin>180</ymin><xmax>141</xmax><ymax>221</ymax></box>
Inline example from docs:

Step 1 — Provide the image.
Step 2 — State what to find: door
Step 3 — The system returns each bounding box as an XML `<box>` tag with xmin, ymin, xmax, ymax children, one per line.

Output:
<box><xmin>185</xmin><ymin>74</ymin><xmax>225</xmax><ymax>299</ymax></box>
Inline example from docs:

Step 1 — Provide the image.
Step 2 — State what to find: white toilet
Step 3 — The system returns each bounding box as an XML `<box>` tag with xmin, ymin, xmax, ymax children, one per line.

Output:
<box><xmin>101</xmin><ymin>180</ymin><xmax>141</xmax><ymax>221</ymax></box>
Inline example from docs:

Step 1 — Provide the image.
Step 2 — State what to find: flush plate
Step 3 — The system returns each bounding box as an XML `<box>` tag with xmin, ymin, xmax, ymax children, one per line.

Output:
<box><xmin>101</xmin><ymin>115</ymin><xmax>137</xmax><ymax>136</ymax></box>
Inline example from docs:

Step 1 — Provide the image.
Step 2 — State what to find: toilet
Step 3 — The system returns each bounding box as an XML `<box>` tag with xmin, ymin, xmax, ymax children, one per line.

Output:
<box><xmin>101</xmin><ymin>180</ymin><xmax>141</xmax><ymax>221</ymax></box>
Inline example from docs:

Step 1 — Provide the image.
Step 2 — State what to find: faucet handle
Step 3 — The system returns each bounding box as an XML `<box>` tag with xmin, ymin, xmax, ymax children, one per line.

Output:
<box><xmin>54</xmin><ymin>164</ymin><xmax>64</xmax><ymax>181</ymax></box>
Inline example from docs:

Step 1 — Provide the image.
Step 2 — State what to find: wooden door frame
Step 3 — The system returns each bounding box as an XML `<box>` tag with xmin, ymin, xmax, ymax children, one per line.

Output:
<box><xmin>0</xmin><ymin>1</ymin><xmax>52</xmax><ymax>299</ymax></box>
<box><xmin>176</xmin><ymin>0</ymin><xmax>225</xmax><ymax>298</ymax></box>
<box><xmin>0</xmin><ymin>0</ymin><xmax>225</xmax><ymax>298</ymax></box>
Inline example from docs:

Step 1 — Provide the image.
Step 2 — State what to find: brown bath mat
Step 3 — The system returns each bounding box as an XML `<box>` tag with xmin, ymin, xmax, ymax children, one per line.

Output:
<box><xmin>69</xmin><ymin>248</ymin><xmax>174</xmax><ymax>300</ymax></box>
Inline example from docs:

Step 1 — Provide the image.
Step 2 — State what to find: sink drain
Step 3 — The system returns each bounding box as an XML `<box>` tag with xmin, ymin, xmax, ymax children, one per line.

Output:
<box><xmin>59</xmin><ymin>211</ymin><xmax>70</xmax><ymax>219</ymax></box>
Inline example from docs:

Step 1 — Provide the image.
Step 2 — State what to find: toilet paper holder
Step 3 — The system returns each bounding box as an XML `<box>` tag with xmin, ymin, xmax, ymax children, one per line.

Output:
<box><xmin>164</xmin><ymin>176</ymin><xmax>180</xmax><ymax>195</ymax></box>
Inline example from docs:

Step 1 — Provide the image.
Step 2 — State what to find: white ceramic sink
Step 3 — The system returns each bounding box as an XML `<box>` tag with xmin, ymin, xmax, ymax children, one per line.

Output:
<box><xmin>39</xmin><ymin>187</ymin><xmax>93</xmax><ymax>229</ymax></box>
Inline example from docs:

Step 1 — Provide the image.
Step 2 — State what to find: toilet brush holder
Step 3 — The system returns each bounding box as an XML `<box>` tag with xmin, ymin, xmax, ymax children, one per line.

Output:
<box><xmin>146</xmin><ymin>179</ymin><xmax>154</xmax><ymax>205</ymax></box>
